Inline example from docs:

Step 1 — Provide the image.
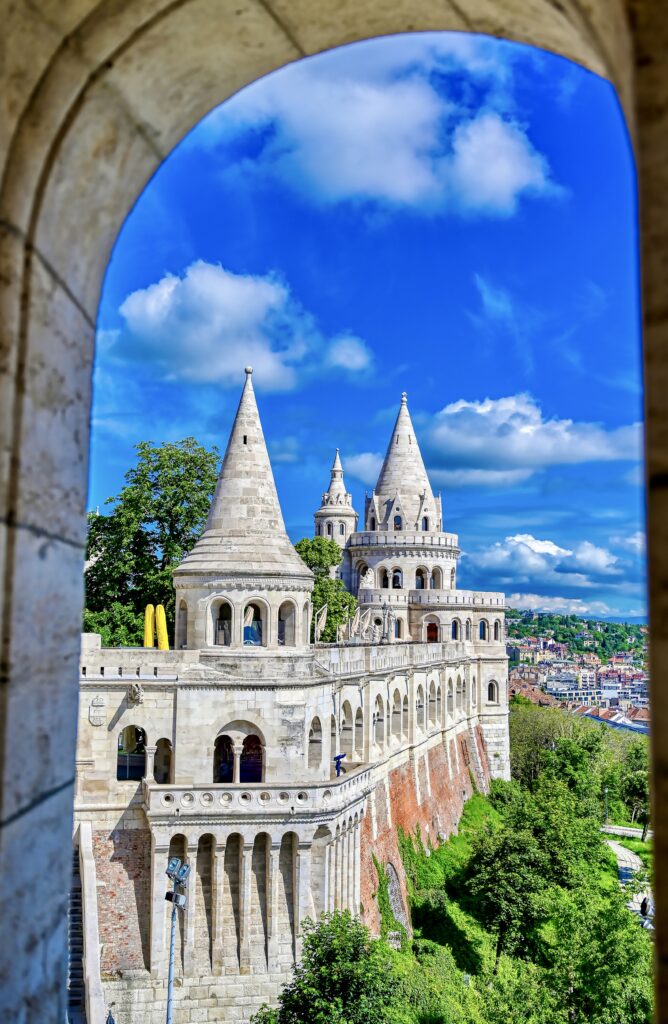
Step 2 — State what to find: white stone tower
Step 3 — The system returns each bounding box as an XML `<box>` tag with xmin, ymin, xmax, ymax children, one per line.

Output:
<box><xmin>314</xmin><ymin>448</ymin><xmax>358</xmax><ymax>548</ymax></box>
<box><xmin>173</xmin><ymin>366</ymin><xmax>314</xmax><ymax>650</ymax></box>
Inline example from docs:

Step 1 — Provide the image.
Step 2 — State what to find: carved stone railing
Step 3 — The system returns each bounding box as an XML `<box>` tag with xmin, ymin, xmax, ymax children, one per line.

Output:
<box><xmin>142</xmin><ymin>766</ymin><xmax>373</xmax><ymax>821</ymax></box>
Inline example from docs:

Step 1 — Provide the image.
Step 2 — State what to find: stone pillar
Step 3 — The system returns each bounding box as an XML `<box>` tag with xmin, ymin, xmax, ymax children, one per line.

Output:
<box><xmin>345</xmin><ymin>826</ymin><xmax>353</xmax><ymax>911</ymax></box>
<box><xmin>335</xmin><ymin>831</ymin><xmax>343</xmax><ymax>909</ymax></box>
<box><xmin>408</xmin><ymin>671</ymin><xmax>416</xmax><ymax>746</ymax></box>
<box><xmin>183</xmin><ymin>837</ymin><xmax>196</xmax><ymax>975</ymax></box>
<box><xmin>211</xmin><ymin>839</ymin><xmax>226</xmax><ymax>974</ymax></box>
<box><xmin>233</xmin><ymin>744</ymin><xmax>243</xmax><ymax>784</ymax></box>
<box><xmin>239</xmin><ymin>841</ymin><xmax>253</xmax><ymax>972</ymax></box>
<box><xmin>267</xmin><ymin>842</ymin><xmax>281</xmax><ymax>970</ymax></box>
<box><xmin>353</xmin><ymin>819</ymin><xmax>362</xmax><ymax>915</ymax></box>
<box><xmin>144</xmin><ymin>745</ymin><xmax>157</xmax><ymax>781</ymax></box>
<box><xmin>295</xmin><ymin>842</ymin><xmax>312</xmax><ymax>959</ymax></box>
<box><xmin>149</xmin><ymin>835</ymin><xmax>171</xmax><ymax>977</ymax></box>
<box><xmin>327</xmin><ymin>839</ymin><xmax>335</xmax><ymax>912</ymax></box>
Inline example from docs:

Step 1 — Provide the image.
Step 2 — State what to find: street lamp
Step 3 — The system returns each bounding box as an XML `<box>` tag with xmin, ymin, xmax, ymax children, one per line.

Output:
<box><xmin>381</xmin><ymin>601</ymin><xmax>389</xmax><ymax>644</ymax></box>
<box><xmin>165</xmin><ymin>857</ymin><xmax>191</xmax><ymax>1024</ymax></box>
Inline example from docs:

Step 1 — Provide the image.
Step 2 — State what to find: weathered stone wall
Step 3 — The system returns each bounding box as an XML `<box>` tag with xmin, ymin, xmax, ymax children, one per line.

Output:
<box><xmin>93</xmin><ymin>828</ymin><xmax>152</xmax><ymax>974</ymax></box>
<box><xmin>360</xmin><ymin>726</ymin><xmax>486</xmax><ymax>935</ymax></box>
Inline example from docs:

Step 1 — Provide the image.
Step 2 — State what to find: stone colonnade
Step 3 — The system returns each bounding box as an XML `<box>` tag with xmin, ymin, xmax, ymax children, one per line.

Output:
<box><xmin>148</xmin><ymin>816</ymin><xmax>362</xmax><ymax>978</ymax></box>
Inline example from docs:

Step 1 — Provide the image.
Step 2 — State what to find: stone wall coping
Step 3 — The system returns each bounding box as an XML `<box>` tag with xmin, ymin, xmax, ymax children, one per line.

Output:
<box><xmin>359</xmin><ymin>588</ymin><xmax>505</xmax><ymax>606</ymax></box>
<box><xmin>77</xmin><ymin>821</ymin><xmax>106</xmax><ymax>1024</ymax></box>
<box><xmin>142</xmin><ymin>766</ymin><xmax>373</xmax><ymax>822</ymax></box>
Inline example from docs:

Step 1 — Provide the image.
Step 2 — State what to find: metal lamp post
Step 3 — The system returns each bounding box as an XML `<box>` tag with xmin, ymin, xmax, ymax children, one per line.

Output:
<box><xmin>165</xmin><ymin>856</ymin><xmax>191</xmax><ymax>1024</ymax></box>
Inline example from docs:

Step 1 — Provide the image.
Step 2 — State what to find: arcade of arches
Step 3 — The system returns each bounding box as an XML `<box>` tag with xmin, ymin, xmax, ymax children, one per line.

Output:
<box><xmin>2</xmin><ymin>1</ymin><xmax>668</xmax><ymax>1019</ymax></box>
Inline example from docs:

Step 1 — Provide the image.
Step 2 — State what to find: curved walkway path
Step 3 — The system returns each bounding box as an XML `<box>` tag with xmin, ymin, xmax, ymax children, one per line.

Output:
<box><xmin>606</xmin><ymin>839</ymin><xmax>653</xmax><ymax>930</ymax></box>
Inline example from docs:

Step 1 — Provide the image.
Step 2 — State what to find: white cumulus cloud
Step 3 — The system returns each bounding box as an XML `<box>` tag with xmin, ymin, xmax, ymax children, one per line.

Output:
<box><xmin>195</xmin><ymin>36</ymin><xmax>557</xmax><ymax>216</ymax></box>
<box><xmin>112</xmin><ymin>261</ymin><xmax>370</xmax><ymax>390</ymax></box>
<box><xmin>345</xmin><ymin>452</ymin><xmax>384</xmax><ymax>486</ymax></box>
<box><xmin>325</xmin><ymin>335</ymin><xmax>374</xmax><ymax>372</ymax></box>
<box><xmin>508</xmin><ymin>593</ymin><xmax>614</xmax><ymax>617</ymax></box>
<box><xmin>424</xmin><ymin>393</ymin><xmax>642</xmax><ymax>476</ymax></box>
<box><xmin>467</xmin><ymin>533</ymin><xmax>620</xmax><ymax>590</ymax></box>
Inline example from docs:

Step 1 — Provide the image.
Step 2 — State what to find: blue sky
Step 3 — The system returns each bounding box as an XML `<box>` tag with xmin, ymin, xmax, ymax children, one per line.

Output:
<box><xmin>91</xmin><ymin>32</ymin><xmax>645</xmax><ymax>620</ymax></box>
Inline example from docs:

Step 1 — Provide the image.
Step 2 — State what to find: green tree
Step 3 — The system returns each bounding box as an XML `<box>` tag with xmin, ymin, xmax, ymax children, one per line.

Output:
<box><xmin>622</xmin><ymin>741</ymin><xmax>651</xmax><ymax>837</ymax></box>
<box><xmin>251</xmin><ymin>912</ymin><xmax>396</xmax><ymax>1024</ymax></box>
<box><xmin>85</xmin><ymin>438</ymin><xmax>219</xmax><ymax>644</ymax></box>
<box><xmin>294</xmin><ymin>538</ymin><xmax>357</xmax><ymax>642</ymax></box>
<box><xmin>466</xmin><ymin>824</ymin><xmax>548</xmax><ymax>963</ymax></box>
<box><xmin>544</xmin><ymin>884</ymin><xmax>653</xmax><ymax>1024</ymax></box>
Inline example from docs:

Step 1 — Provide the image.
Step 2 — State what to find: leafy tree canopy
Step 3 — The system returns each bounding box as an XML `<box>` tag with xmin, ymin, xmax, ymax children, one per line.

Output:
<box><xmin>85</xmin><ymin>438</ymin><xmax>219</xmax><ymax>645</ymax></box>
<box><xmin>294</xmin><ymin>538</ymin><xmax>358</xmax><ymax>643</ymax></box>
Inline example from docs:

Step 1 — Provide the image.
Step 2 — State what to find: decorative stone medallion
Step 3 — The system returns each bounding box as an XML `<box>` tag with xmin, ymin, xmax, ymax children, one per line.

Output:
<box><xmin>88</xmin><ymin>695</ymin><xmax>106</xmax><ymax>727</ymax></box>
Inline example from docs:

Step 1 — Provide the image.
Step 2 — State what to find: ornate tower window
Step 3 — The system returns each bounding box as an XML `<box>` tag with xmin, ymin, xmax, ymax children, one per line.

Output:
<box><xmin>422</xmin><ymin>516</ymin><xmax>429</xmax><ymax>530</ymax></box>
<box><xmin>394</xmin><ymin>515</ymin><xmax>402</xmax><ymax>531</ymax></box>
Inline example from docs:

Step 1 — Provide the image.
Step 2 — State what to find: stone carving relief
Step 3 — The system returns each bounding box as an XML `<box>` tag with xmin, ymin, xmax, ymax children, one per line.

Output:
<box><xmin>127</xmin><ymin>682</ymin><xmax>144</xmax><ymax>706</ymax></box>
<box><xmin>88</xmin><ymin>695</ymin><xmax>106</xmax><ymax>727</ymax></box>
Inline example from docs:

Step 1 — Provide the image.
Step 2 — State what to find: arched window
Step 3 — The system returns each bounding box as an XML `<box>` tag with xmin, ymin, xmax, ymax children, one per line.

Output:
<box><xmin>394</xmin><ymin>515</ymin><xmax>402</xmax><ymax>531</ymax></box>
<box><xmin>431</xmin><ymin>567</ymin><xmax>442</xmax><ymax>589</ymax></box>
<box><xmin>451</xmin><ymin>619</ymin><xmax>461</xmax><ymax>641</ymax></box>
<box><xmin>392</xmin><ymin>569</ymin><xmax>402</xmax><ymax>589</ymax></box>
<box><xmin>416</xmin><ymin>686</ymin><xmax>425</xmax><ymax>732</ymax></box>
<box><xmin>308</xmin><ymin>717</ymin><xmax>322</xmax><ymax>769</ymax></box>
<box><xmin>278</xmin><ymin>601</ymin><xmax>296</xmax><ymax>647</ymax></box>
<box><xmin>374</xmin><ymin>695</ymin><xmax>385</xmax><ymax>747</ymax></box>
<box><xmin>216</xmin><ymin>601</ymin><xmax>232</xmax><ymax>646</ymax></box>
<box><xmin>402</xmin><ymin>695</ymin><xmax>409</xmax><ymax>739</ymax></box>
<box><xmin>339</xmin><ymin>523</ymin><xmax>345</xmax><ymax>536</ymax></box>
<box><xmin>488</xmin><ymin>681</ymin><xmax>499</xmax><ymax>704</ymax></box>
<box><xmin>479</xmin><ymin>620</ymin><xmax>489</xmax><ymax>641</ymax></box>
<box><xmin>176</xmin><ymin>599</ymin><xmax>188</xmax><ymax>649</ymax></box>
<box><xmin>154</xmin><ymin>737</ymin><xmax>172</xmax><ymax>784</ymax></box>
<box><xmin>426</xmin><ymin>622</ymin><xmax>439</xmax><ymax>643</ymax></box>
<box><xmin>243</xmin><ymin>602</ymin><xmax>266</xmax><ymax>646</ymax></box>
<box><xmin>436</xmin><ymin>685</ymin><xmax>443</xmax><ymax>720</ymax></box>
<box><xmin>465</xmin><ymin>619</ymin><xmax>472</xmax><ymax>641</ymax></box>
<box><xmin>354</xmin><ymin>708</ymin><xmax>364</xmax><ymax>760</ymax></box>
<box><xmin>381</xmin><ymin>569</ymin><xmax>389</xmax><ymax>589</ymax></box>
<box><xmin>213</xmin><ymin>734</ymin><xmax>234</xmax><ymax>783</ymax></box>
<box><xmin>415</xmin><ymin>569</ymin><xmax>426</xmax><ymax>590</ymax></box>
<box><xmin>370</xmin><ymin>517</ymin><xmax>376</xmax><ymax>531</ymax></box>
<box><xmin>341</xmin><ymin>702</ymin><xmax>353</xmax><ymax>758</ymax></box>
<box><xmin>240</xmin><ymin>735</ymin><xmax>263</xmax><ymax>783</ymax></box>
<box><xmin>428</xmin><ymin>682</ymin><xmax>437</xmax><ymax>726</ymax></box>
<box><xmin>327</xmin><ymin>522</ymin><xmax>333</xmax><ymax>536</ymax></box>
<box><xmin>394</xmin><ymin>618</ymin><xmax>402</xmax><ymax>639</ymax></box>
<box><xmin>494</xmin><ymin>620</ymin><xmax>501</xmax><ymax>641</ymax></box>
<box><xmin>316</xmin><ymin>524</ymin><xmax>322</xmax><ymax>536</ymax></box>
<box><xmin>447</xmin><ymin>680</ymin><xmax>454</xmax><ymax>715</ymax></box>
<box><xmin>117</xmin><ymin>725</ymin><xmax>146</xmax><ymax>781</ymax></box>
<box><xmin>422</xmin><ymin>517</ymin><xmax>429</xmax><ymax>531</ymax></box>
<box><xmin>391</xmin><ymin>691</ymin><xmax>401</xmax><ymax>741</ymax></box>
<box><xmin>456</xmin><ymin>676</ymin><xmax>463</xmax><ymax>710</ymax></box>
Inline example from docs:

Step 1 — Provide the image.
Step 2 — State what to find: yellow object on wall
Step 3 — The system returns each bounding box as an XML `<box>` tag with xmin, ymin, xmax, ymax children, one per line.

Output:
<box><xmin>144</xmin><ymin>604</ymin><xmax>155</xmax><ymax>648</ymax></box>
<box><xmin>156</xmin><ymin>604</ymin><xmax>169</xmax><ymax>651</ymax></box>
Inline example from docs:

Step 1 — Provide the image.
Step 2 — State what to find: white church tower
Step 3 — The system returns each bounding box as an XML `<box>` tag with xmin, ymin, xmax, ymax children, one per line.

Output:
<box><xmin>313</xmin><ymin>449</ymin><xmax>358</xmax><ymax>548</ymax></box>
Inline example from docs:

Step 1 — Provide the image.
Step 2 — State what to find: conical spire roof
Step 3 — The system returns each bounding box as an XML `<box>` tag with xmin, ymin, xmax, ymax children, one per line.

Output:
<box><xmin>326</xmin><ymin>449</ymin><xmax>347</xmax><ymax>500</ymax></box>
<box><xmin>373</xmin><ymin>392</ymin><xmax>438</xmax><ymax>529</ymax></box>
<box><xmin>175</xmin><ymin>368</ymin><xmax>312</xmax><ymax>581</ymax></box>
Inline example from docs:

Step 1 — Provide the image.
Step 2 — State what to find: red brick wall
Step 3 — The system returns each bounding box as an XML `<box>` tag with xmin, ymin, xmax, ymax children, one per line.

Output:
<box><xmin>93</xmin><ymin>828</ymin><xmax>151</xmax><ymax>973</ymax></box>
<box><xmin>360</xmin><ymin>727</ymin><xmax>490</xmax><ymax>935</ymax></box>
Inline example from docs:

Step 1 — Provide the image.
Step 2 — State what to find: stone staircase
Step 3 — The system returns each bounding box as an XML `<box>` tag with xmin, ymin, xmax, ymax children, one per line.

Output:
<box><xmin>66</xmin><ymin>847</ymin><xmax>86</xmax><ymax>1024</ymax></box>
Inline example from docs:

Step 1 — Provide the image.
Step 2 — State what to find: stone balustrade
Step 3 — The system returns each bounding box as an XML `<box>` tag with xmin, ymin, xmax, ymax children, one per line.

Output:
<box><xmin>142</xmin><ymin>766</ymin><xmax>373</xmax><ymax>821</ymax></box>
<box><xmin>348</xmin><ymin>530</ymin><xmax>459</xmax><ymax>549</ymax></box>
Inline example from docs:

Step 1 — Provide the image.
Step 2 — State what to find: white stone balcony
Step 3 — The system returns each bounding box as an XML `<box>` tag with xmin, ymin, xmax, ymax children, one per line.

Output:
<box><xmin>142</xmin><ymin>765</ymin><xmax>373</xmax><ymax>821</ymax></box>
<box><xmin>358</xmin><ymin>587</ymin><xmax>505</xmax><ymax>608</ymax></box>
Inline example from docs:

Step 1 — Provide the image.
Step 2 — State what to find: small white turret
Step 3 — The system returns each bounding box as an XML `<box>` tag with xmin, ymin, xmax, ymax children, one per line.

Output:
<box><xmin>313</xmin><ymin>448</ymin><xmax>358</xmax><ymax>548</ymax></box>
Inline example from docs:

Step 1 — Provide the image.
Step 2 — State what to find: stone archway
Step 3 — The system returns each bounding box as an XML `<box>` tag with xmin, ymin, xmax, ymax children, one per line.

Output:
<box><xmin>3</xmin><ymin>3</ymin><xmax>668</xmax><ymax>1018</ymax></box>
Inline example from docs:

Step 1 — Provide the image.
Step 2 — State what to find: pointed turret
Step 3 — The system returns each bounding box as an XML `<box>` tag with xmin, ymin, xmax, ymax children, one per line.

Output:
<box><xmin>176</xmin><ymin>368</ymin><xmax>310</xmax><ymax>579</ymax></box>
<box><xmin>366</xmin><ymin>392</ymin><xmax>442</xmax><ymax>531</ymax></box>
<box><xmin>173</xmin><ymin>369</ymin><xmax>314</xmax><ymax>651</ymax></box>
<box><xmin>314</xmin><ymin>448</ymin><xmax>358</xmax><ymax>548</ymax></box>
